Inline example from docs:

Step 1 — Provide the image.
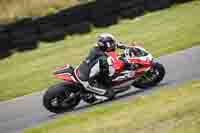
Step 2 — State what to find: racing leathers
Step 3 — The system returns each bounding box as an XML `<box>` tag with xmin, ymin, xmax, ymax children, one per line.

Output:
<box><xmin>75</xmin><ymin>44</ymin><xmax>133</xmax><ymax>96</ymax></box>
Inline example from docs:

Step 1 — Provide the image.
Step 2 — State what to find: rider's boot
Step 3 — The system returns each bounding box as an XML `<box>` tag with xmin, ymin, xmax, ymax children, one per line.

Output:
<box><xmin>104</xmin><ymin>87</ymin><xmax>115</xmax><ymax>100</ymax></box>
<box><xmin>96</xmin><ymin>77</ymin><xmax>115</xmax><ymax>100</ymax></box>
<box><xmin>88</xmin><ymin>80</ymin><xmax>115</xmax><ymax>100</ymax></box>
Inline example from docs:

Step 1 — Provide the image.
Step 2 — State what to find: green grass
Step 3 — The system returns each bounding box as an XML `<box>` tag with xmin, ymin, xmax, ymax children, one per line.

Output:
<box><xmin>0</xmin><ymin>1</ymin><xmax>200</xmax><ymax>101</ymax></box>
<box><xmin>0</xmin><ymin>0</ymin><xmax>92</xmax><ymax>24</ymax></box>
<box><xmin>24</xmin><ymin>80</ymin><xmax>200</xmax><ymax>133</ymax></box>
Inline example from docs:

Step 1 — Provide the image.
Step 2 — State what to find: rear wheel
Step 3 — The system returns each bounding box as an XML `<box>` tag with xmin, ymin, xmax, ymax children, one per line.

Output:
<box><xmin>133</xmin><ymin>62</ymin><xmax>165</xmax><ymax>89</ymax></box>
<box><xmin>43</xmin><ymin>82</ymin><xmax>81</xmax><ymax>113</ymax></box>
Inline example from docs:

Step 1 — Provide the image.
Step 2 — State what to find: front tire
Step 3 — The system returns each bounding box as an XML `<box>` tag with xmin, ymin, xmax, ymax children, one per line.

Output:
<box><xmin>133</xmin><ymin>62</ymin><xmax>165</xmax><ymax>89</ymax></box>
<box><xmin>43</xmin><ymin>82</ymin><xmax>81</xmax><ymax>113</ymax></box>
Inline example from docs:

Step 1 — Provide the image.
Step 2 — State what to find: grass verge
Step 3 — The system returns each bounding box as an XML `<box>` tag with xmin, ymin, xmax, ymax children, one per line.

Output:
<box><xmin>0</xmin><ymin>0</ymin><xmax>87</xmax><ymax>24</ymax></box>
<box><xmin>0</xmin><ymin>1</ymin><xmax>200</xmax><ymax>101</ymax></box>
<box><xmin>24</xmin><ymin>80</ymin><xmax>200</xmax><ymax>133</ymax></box>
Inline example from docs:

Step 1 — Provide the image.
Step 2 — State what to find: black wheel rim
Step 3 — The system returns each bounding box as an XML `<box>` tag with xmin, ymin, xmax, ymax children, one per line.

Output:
<box><xmin>50</xmin><ymin>91</ymin><xmax>75</xmax><ymax>108</ymax></box>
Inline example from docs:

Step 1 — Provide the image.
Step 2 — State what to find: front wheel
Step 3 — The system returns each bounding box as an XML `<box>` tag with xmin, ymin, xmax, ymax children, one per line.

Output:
<box><xmin>43</xmin><ymin>82</ymin><xmax>81</xmax><ymax>113</ymax></box>
<box><xmin>133</xmin><ymin>62</ymin><xmax>165</xmax><ymax>89</ymax></box>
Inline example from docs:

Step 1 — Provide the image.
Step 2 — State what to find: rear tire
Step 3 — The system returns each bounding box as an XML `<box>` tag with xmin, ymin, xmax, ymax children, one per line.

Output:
<box><xmin>133</xmin><ymin>62</ymin><xmax>165</xmax><ymax>89</ymax></box>
<box><xmin>43</xmin><ymin>82</ymin><xmax>81</xmax><ymax>113</ymax></box>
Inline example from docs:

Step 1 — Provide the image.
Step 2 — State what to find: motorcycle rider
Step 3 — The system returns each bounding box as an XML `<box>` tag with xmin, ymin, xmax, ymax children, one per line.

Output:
<box><xmin>75</xmin><ymin>33</ymin><xmax>137</xmax><ymax>99</ymax></box>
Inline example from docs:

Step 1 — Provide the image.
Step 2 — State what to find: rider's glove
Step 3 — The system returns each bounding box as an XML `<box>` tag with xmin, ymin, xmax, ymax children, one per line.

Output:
<box><xmin>116</xmin><ymin>41</ymin><xmax>127</xmax><ymax>49</ymax></box>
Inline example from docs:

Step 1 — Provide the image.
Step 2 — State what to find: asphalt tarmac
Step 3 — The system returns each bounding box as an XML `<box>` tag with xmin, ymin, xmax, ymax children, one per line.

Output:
<box><xmin>0</xmin><ymin>46</ymin><xmax>200</xmax><ymax>133</ymax></box>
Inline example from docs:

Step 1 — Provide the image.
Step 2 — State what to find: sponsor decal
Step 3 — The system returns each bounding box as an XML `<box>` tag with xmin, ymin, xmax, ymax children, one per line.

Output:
<box><xmin>113</xmin><ymin>71</ymin><xmax>135</xmax><ymax>82</ymax></box>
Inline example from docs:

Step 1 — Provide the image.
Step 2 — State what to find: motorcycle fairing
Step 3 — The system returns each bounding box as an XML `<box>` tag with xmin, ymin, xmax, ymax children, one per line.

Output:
<box><xmin>54</xmin><ymin>64</ymin><xmax>78</xmax><ymax>83</ymax></box>
<box><xmin>108</xmin><ymin>52</ymin><xmax>125</xmax><ymax>73</ymax></box>
<box><xmin>55</xmin><ymin>73</ymin><xmax>77</xmax><ymax>83</ymax></box>
<box><xmin>128</xmin><ymin>52</ymin><xmax>153</xmax><ymax>76</ymax></box>
<box><xmin>54</xmin><ymin>46</ymin><xmax>154</xmax><ymax>90</ymax></box>
<box><xmin>108</xmin><ymin>47</ymin><xmax>153</xmax><ymax>88</ymax></box>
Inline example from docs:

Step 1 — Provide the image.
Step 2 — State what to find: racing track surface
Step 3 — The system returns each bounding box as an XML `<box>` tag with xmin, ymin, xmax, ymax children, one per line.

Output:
<box><xmin>0</xmin><ymin>46</ymin><xmax>200</xmax><ymax>133</ymax></box>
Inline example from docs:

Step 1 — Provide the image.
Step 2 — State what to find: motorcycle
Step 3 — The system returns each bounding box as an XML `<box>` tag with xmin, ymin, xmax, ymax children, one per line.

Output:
<box><xmin>43</xmin><ymin>45</ymin><xmax>165</xmax><ymax>113</ymax></box>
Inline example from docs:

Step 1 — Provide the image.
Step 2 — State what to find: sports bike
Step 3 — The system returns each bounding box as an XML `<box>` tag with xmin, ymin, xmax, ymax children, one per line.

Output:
<box><xmin>43</xmin><ymin>45</ymin><xmax>165</xmax><ymax>113</ymax></box>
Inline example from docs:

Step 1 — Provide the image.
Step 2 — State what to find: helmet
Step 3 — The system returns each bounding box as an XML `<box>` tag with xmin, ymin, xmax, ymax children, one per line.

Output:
<box><xmin>97</xmin><ymin>33</ymin><xmax>117</xmax><ymax>52</ymax></box>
